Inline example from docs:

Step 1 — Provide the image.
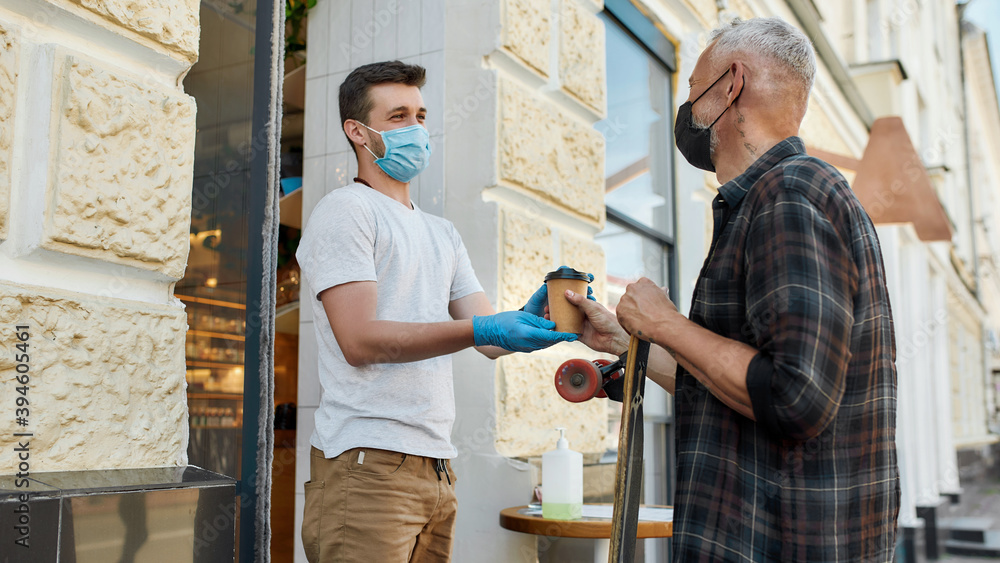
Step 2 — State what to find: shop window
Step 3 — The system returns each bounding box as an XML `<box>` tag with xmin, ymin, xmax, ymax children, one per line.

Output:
<box><xmin>177</xmin><ymin>0</ymin><xmax>294</xmax><ymax>559</ymax></box>
<box><xmin>593</xmin><ymin>5</ymin><xmax>678</xmax><ymax>562</ymax></box>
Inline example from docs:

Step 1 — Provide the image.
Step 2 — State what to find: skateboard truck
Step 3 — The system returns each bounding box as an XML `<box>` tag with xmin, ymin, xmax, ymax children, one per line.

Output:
<box><xmin>554</xmin><ymin>352</ymin><xmax>628</xmax><ymax>403</ymax></box>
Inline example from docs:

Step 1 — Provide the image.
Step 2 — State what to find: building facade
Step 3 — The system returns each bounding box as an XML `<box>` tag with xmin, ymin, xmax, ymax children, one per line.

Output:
<box><xmin>2</xmin><ymin>0</ymin><xmax>999</xmax><ymax>561</ymax></box>
<box><xmin>291</xmin><ymin>0</ymin><xmax>996</xmax><ymax>561</ymax></box>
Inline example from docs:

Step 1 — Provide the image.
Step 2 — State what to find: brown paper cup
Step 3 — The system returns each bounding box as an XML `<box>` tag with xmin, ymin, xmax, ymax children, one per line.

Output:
<box><xmin>545</xmin><ymin>267</ymin><xmax>590</xmax><ymax>334</ymax></box>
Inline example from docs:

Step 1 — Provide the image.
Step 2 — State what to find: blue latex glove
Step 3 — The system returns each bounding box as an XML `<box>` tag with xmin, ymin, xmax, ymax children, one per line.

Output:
<box><xmin>473</xmin><ymin>311</ymin><xmax>578</xmax><ymax>352</ymax></box>
<box><xmin>521</xmin><ymin>272</ymin><xmax>597</xmax><ymax>317</ymax></box>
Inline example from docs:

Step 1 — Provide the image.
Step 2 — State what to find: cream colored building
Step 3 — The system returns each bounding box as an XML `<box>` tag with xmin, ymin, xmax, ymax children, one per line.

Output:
<box><xmin>965</xmin><ymin>20</ymin><xmax>1000</xmax><ymax>443</ymax></box>
<box><xmin>289</xmin><ymin>0</ymin><xmax>990</xmax><ymax>561</ymax></box>
<box><xmin>2</xmin><ymin>0</ymin><xmax>998</xmax><ymax>561</ymax></box>
<box><xmin>0</xmin><ymin>0</ymin><xmax>276</xmax><ymax>560</ymax></box>
<box><xmin>0</xmin><ymin>0</ymin><xmax>198</xmax><ymax>473</ymax></box>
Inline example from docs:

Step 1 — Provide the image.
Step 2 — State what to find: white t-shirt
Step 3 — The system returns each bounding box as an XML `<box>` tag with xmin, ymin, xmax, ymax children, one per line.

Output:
<box><xmin>296</xmin><ymin>183</ymin><xmax>484</xmax><ymax>459</ymax></box>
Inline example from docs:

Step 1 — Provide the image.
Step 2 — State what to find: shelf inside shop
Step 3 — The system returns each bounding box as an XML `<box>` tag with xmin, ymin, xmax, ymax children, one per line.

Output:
<box><xmin>187</xmin><ymin>360</ymin><xmax>245</xmax><ymax>369</ymax></box>
<box><xmin>188</xmin><ymin>330</ymin><xmax>246</xmax><ymax>342</ymax></box>
<box><xmin>279</xmin><ymin>189</ymin><xmax>302</xmax><ymax>229</ymax></box>
<box><xmin>187</xmin><ymin>392</ymin><xmax>244</xmax><ymax>399</ymax></box>
<box><xmin>283</xmin><ymin>64</ymin><xmax>306</xmax><ymax>111</ymax></box>
<box><xmin>275</xmin><ymin>301</ymin><xmax>300</xmax><ymax>334</ymax></box>
<box><xmin>282</xmin><ymin>112</ymin><xmax>304</xmax><ymax>141</ymax></box>
<box><xmin>176</xmin><ymin>293</ymin><xmax>247</xmax><ymax>310</ymax></box>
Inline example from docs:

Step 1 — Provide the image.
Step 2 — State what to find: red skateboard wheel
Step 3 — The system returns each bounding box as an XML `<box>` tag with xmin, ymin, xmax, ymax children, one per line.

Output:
<box><xmin>592</xmin><ymin>359</ymin><xmax>616</xmax><ymax>398</ymax></box>
<box><xmin>555</xmin><ymin>358</ymin><xmax>601</xmax><ymax>403</ymax></box>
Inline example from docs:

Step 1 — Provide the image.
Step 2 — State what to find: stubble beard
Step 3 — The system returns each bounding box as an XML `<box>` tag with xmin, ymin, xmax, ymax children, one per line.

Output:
<box><xmin>692</xmin><ymin>104</ymin><xmax>721</xmax><ymax>162</ymax></box>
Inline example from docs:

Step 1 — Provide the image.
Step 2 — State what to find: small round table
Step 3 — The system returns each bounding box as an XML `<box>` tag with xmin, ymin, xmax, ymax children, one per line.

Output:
<box><xmin>498</xmin><ymin>504</ymin><xmax>672</xmax><ymax>539</ymax></box>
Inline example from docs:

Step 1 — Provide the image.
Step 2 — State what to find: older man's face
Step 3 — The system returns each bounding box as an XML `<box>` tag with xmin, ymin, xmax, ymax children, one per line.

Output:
<box><xmin>685</xmin><ymin>45</ymin><xmax>728</xmax><ymax>128</ymax></box>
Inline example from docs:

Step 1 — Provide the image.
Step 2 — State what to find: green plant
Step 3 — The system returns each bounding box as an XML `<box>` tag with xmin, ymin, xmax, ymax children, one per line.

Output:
<box><xmin>285</xmin><ymin>0</ymin><xmax>316</xmax><ymax>63</ymax></box>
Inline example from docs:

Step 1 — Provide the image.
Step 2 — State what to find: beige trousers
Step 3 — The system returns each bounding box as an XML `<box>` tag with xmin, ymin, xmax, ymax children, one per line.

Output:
<box><xmin>302</xmin><ymin>446</ymin><xmax>458</xmax><ymax>563</ymax></box>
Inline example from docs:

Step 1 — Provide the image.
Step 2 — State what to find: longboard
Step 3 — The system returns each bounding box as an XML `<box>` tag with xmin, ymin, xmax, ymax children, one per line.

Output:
<box><xmin>552</xmin><ymin>335</ymin><xmax>650</xmax><ymax>562</ymax></box>
<box><xmin>608</xmin><ymin>335</ymin><xmax>649</xmax><ymax>563</ymax></box>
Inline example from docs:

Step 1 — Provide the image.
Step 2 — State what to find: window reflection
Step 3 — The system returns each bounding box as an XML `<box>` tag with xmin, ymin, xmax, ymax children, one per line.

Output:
<box><xmin>595</xmin><ymin>11</ymin><xmax>677</xmax><ymax>561</ymax></box>
<box><xmin>600</xmin><ymin>14</ymin><xmax>674</xmax><ymax>236</ymax></box>
<box><xmin>596</xmin><ymin>13</ymin><xmax>674</xmax><ymax>306</ymax></box>
<box><xmin>177</xmin><ymin>0</ymin><xmax>259</xmax><ymax>481</ymax></box>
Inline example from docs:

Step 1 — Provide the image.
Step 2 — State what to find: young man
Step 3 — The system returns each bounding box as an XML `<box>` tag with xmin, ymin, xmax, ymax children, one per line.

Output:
<box><xmin>296</xmin><ymin>61</ymin><xmax>576</xmax><ymax>563</ymax></box>
<box><xmin>567</xmin><ymin>18</ymin><xmax>899</xmax><ymax>562</ymax></box>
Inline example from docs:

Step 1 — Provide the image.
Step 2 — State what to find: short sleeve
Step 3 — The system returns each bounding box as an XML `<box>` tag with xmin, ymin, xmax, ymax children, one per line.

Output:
<box><xmin>744</xmin><ymin>181</ymin><xmax>858</xmax><ymax>441</ymax></box>
<box><xmin>296</xmin><ymin>189</ymin><xmax>378</xmax><ymax>300</ymax></box>
<box><xmin>448</xmin><ymin>225</ymin><xmax>484</xmax><ymax>302</ymax></box>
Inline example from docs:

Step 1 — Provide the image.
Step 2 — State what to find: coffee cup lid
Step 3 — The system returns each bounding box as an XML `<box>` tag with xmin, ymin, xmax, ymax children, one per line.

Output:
<box><xmin>544</xmin><ymin>266</ymin><xmax>590</xmax><ymax>282</ymax></box>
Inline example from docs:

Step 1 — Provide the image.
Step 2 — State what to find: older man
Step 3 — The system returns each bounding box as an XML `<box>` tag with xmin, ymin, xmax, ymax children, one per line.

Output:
<box><xmin>566</xmin><ymin>17</ymin><xmax>899</xmax><ymax>561</ymax></box>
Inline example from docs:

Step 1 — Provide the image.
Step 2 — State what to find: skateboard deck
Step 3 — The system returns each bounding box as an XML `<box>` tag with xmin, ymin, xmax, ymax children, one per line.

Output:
<box><xmin>551</xmin><ymin>336</ymin><xmax>650</xmax><ymax>562</ymax></box>
<box><xmin>608</xmin><ymin>335</ymin><xmax>649</xmax><ymax>563</ymax></box>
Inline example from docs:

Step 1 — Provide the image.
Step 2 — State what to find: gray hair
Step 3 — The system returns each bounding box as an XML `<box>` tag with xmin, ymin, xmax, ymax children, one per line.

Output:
<box><xmin>709</xmin><ymin>17</ymin><xmax>816</xmax><ymax>93</ymax></box>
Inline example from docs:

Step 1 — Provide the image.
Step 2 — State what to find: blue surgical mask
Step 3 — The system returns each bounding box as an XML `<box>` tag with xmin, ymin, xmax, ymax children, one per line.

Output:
<box><xmin>359</xmin><ymin>122</ymin><xmax>432</xmax><ymax>183</ymax></box>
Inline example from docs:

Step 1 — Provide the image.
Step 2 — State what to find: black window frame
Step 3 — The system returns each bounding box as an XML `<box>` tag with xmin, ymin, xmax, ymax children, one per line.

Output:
<box><xmin>601</xmin><ymin>3</ymin><xmax>679</xmax><ymax>560</ymax></box>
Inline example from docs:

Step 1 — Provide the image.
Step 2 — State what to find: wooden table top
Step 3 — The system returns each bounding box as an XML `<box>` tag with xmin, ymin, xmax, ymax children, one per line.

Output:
<box><xmin>498</xmin><ymin>504</ymin><xmax>673</xmax><ymax>539</ymax></box>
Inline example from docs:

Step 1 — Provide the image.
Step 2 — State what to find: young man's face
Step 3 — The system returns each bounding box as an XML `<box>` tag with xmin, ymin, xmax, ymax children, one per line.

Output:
<box><xmin>360</xmin><ymin>83</ymin><xmax>426</xmax><ymax>156</ymax></box>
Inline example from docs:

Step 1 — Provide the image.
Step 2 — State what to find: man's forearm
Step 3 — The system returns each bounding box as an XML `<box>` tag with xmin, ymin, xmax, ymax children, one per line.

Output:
<box><xmin>654</xmin><ymin>319</ymin><xmax>757</xmax><ymax>419</ymax></box>
<box><xmin>341</xmin><ymin>319</ymin><xmax>475</xmax><ymax>366</ymax></box>
<box><xmin>646</xmin><ymin>345</ymin><xmax>677</xmax><ymax>394</ymax></box>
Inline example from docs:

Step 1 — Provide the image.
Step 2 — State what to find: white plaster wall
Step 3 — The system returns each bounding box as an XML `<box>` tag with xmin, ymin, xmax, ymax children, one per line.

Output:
<box><xmin>878</xmin><ymin>224</ymin><xmax>963</xmax><ymax>526</ymax></box>
<box><xmin>293</xmin><ymin>2</ymin><xmax>541</xmax><ymax>561</ymax></box>
<box><xmin>929</xmin><ymin>258</ymin><xmax>960</xmax><ymax>495</ymax></box>
<box><xmin>965</xmin><ymin>29</ymin><xmax>1000</xmax><ymax>434</ymax></box>
<box><xmin>878</xmin><ymin>225</ymin><xmax>919</xmax><ymax>527</ymax></box>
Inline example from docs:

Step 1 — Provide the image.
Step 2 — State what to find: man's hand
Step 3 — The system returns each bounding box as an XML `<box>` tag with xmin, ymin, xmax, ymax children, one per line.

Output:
<box><xmin>472</xmin><ymin>311</ymin><xmax>578</xmax><ymax>352</ymax></box>
<box><xmin>521</xmin><ymin>284</ymin><xmax>551</xmax><ymax>317</ymax></box>
<box><xmin>521</xmin><ymin>274</ymin><xmax>596</xmax><ymax>318</ymax></box>
<box><xmin>564</xmin><ymin>289</ymin><xmax>629</xmax><ymax>355</ymax></box>
<box><xmin>616</xmin><ymin>278</ymin><xmax>679</xmax><ymax>343</ymax></box>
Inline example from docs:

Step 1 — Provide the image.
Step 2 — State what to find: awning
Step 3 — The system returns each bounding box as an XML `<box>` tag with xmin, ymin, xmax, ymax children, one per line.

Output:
<box><xmin>809</xmin><ymin>116</ymin><xmax>952</xmax><ymax>242</ymax></box>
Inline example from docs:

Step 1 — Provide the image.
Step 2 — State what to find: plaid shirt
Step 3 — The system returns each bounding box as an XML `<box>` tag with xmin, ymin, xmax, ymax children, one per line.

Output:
<box><xmin>673</xmin><ymin>137</ymin><xmax>900</xmax><ymax>562</ymax></box>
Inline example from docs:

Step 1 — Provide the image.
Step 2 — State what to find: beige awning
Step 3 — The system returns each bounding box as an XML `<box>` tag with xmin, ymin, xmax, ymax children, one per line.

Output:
<box><xmin>810</xmin><ymin>116</ymin><xmax>952</xmax><ymax>242</ymax></box>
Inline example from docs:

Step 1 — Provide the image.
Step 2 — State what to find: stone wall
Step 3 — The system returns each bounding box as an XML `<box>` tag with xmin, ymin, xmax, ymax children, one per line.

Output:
<box><xmin>0</xmin><ymin>1</ymin><xmax>198</xmax><ymax>472</ymax></box>
<box><xmin>0</xmin><ymin>22</ymin><xmax>16</xmax><ymax>243</ymax></box>
<box><xmin>491</xmin><ymin>0</ymin><xmax>609</xmax><ymax>458</ymax></box>
<box><xmin>0</xmin><ymin>283</ymin><xmax>188</xmax><ymax>470</ymax></box>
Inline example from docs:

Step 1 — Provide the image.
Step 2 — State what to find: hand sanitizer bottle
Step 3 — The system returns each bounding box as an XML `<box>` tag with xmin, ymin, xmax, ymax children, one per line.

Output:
<box><xmin>542</xmin><ymin>427</ymin><xmax>583</xmax><ymax>520</ymax></box>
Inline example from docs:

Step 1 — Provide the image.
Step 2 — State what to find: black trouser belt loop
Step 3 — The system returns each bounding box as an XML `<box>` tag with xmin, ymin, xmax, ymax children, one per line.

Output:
<box><xmin>434</xmin><ymin>459</ymin><xmax>451</xmax><ymax>485</ymax></box>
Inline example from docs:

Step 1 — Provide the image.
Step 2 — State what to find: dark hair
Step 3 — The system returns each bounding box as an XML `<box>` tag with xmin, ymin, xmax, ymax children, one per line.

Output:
<box><xmin>339</xmin><ymin>60</ymin><xmax>426</xmax><ymax>153</ymax></box>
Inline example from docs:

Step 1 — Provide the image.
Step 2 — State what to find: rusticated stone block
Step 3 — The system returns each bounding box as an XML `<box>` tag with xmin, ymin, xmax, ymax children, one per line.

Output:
<box><xmin>560</xmin><ymin>235</ymin><xmax>606</xmax><ymax>304</ymax></box>
<box><xmin>500</xmin><ymin>209</ymin><xmax>553</xmax><ymax>312</ymax></box>
<box><xmin>0</xmin><ymin>22</ymin><xmax>18</xmax><ymax>241</ymax></box>
<box><xmin>559</xmin><ymin>0</ymin><xmax>606</xmax><ymax>115</ymax></box>
<box><xmin>499</xmin><ymin>78</ymin><xmax>605</xmax><ymax>223</ymax></box>
<box><xmin>501</xmin><ymin>0</ymin><xmax>550</xmax><ymax>76</ymax></box>
<box><xmin>0</xmin><ymin>282</ymin><xmax>188</xmax><ymax>471</ymax></box>
<box><xmin>43</xmin><ymin>52</ymin><xmax>195</xmax><ymax>280</ymax></box>
<box><xmin>68</xmin><ymin>0</ymin><xmax>200</xmax><ymax>61</ymax></box>
<box><xmin>495</xmin><ymin>352</ymin><xmax>606</xmax><ymax>457</ymax></box>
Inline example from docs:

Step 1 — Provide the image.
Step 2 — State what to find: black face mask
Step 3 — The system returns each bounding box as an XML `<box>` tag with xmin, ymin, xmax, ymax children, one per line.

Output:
<box><xmin>674</xmin><ymin>70</ymin><xmax>737</xmax><ymax>172</ymax></box>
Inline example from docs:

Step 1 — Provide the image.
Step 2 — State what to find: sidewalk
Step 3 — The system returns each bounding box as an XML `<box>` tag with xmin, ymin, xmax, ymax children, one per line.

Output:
<box><xmin>915</xmin><ymin>475</ymin><xmax>1000</xmax><ymax>562</ymax></box>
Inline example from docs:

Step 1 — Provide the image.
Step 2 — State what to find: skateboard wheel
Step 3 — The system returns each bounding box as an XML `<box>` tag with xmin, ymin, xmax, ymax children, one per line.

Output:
<box><xmin>555</xmin><ymin>358</ymin><xmax>601</xmax><ymax>403</ymax></box>
<box><xmin>593</xmin><ymin>359</ymin><xmax>614</xmax><ymax>399</ymax></box>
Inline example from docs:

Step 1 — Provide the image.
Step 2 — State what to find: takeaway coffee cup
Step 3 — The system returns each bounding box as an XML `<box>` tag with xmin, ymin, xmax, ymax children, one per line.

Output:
<box><xmin>545</xmin><ymin>267</ymin><xmax>591</xmax><ymax>334</ymax></box>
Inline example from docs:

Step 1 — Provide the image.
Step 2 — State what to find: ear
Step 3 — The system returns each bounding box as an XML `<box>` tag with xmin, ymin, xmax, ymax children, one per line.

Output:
<box><xmin>726</xmin><ymin>62</ymin><xmax>745</xmax><ymax>107</ymax></box>
<box><xmin>343</xmin><ymin>120</ymin><xmax>368</xmax><ymax>150</ymax></box>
